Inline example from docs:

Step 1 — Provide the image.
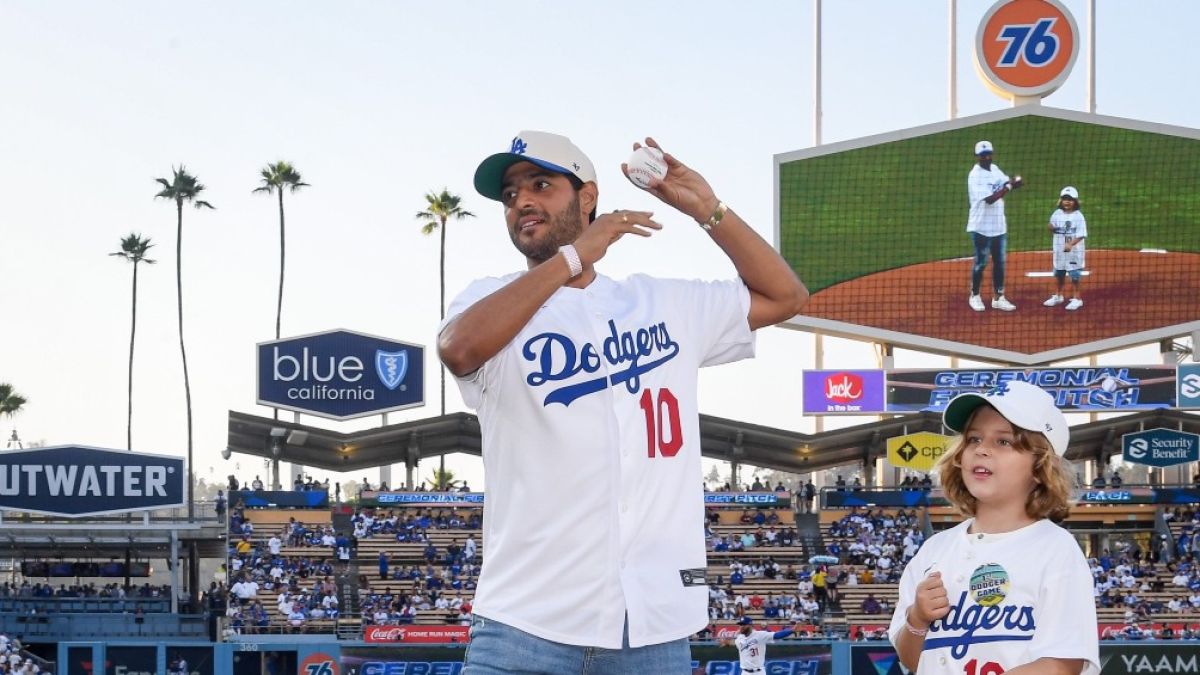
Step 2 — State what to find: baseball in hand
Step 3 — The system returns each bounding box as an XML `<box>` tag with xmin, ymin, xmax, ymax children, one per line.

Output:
<box><xmin>627</xmin><ymin>146</ymin><xmax>667</xmax><ymax>190</ymax></box>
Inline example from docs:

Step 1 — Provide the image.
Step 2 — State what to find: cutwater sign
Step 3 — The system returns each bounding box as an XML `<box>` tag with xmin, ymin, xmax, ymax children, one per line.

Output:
<box><xmin>0</xmin><ymin>446</ymin><xmax>184</xmax><ymax>517</ymax></box>
<box><xmin>257</xmin><ymin>329</ymin><xmax>425</xmax><ymax>420</ymax></box>
<box><xmin>1122</xmin><ymin>428</ymin><xmax>1200</xmax><ymax>468</ymax></box>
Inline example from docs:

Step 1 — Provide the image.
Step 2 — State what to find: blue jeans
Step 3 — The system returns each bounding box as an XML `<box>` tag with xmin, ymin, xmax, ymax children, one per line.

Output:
<box><xmin>970</xmin><ymin>232</ymin><xmax>1007</xmax><ymax>296</ymax></box>
<box><xmin>462</xmin><ymin>614</ymin><xmax>692</xmax><ymax>674</ymax></box>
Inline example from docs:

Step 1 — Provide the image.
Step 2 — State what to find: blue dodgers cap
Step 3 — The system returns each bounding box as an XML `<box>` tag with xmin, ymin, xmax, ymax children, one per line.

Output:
<box><xmin>474</xmin><ymin>131</ymin><xmax>597</xmax><ymax>201</ymax></box>
<box><xmin>942</xmin><ymin>381</ymin><xmax>1070</xmax><ymax>456</ymax></box>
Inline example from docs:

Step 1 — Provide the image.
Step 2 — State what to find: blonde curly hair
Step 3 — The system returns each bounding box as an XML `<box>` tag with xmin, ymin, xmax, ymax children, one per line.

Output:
<box><xmin>936</xmin><ymin>404</ymin><xmax>1074</xmax><ymax>522</ymax></box>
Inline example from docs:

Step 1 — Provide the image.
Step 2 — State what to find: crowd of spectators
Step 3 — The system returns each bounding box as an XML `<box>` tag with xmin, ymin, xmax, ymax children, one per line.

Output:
<box><xmin>223</xmin><ymin>500</ymin><xmax>349</xmax><ymax>634</ymax></box>
<box><xmin>1087</xmin><ymin>533</ymin><xmax>1200</xmax><ymax>627</ymax></box>
<box><xmin>710</xmin><ymin>478</ymin><xmax>793</xmax><ymax>493</ymax></box>
<box><xmin>360</xmin><ymin>578</ymin><xmax>475</xmax><ymax>627</ymax></box>
<box><xmin>351</xmin><ymin>508</ymin><xmax>481</xmax><ymax>541</ymax></box>
<box><xmin>219</xmin><ymin>491</ymin><xmax>491</xmax><ymax>633</ymax></box>
<box><xmin>708</xmin><ymin>527</ymin><xmax>799</xmax><ymax>552</ymax></box>
<box><xmin>824</xmin><ymin>508</ymin><xmax>923</xmax><ymax>589</ymax></box>
<box><xmin>0</xmin><ymin>582</ymin><xmax>170</xmax><ymax>600</ymax></box>
<box><xmin>706</xmin><ymin>583</ymin><xmax>820</xmax><ymax>624</ymax></box>
<box><xmin>704</xmin><ymin>505</ymin><xmax>802</xmax><ymax>553</ymax></box>
<box><xmin>362</xmin><ymin>536</ymin><xmax>482</xmax><ymax>626</ymax></box>
<box><xmin>355</xmin><ymin>479</ymin><xmax>474</xmax><ymax>494</ymax></box>
<box><xmin>0</xmin><ymin>634</ymin><xmax>43</xmax><ymax>674</ymax></box>
<box><xmin>1100</xmin><ymin>623</ymin><xmax>1200</xmax><ymax>640</ymax></box>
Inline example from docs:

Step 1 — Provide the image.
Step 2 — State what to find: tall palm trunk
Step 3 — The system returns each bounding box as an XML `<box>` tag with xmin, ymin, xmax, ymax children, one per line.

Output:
<box><xmin>176</xmin><ymin>200</ymin><xmax>195</xmax><ymax>521</ymax></box>
<box><xmin>439</xmin><ymin>215</ymin><xmax>447</xmax><ymax>415</ymax></box>
<box><xmin>272</xmin><ymin>191</ymin><xmax>286</xmax><ymax>428</ymax></box>
<box><xmin>276</xmin><ymin>190</ymin><xmax>286</xmax><ymax>341</ymax></box>
<box><xmin>124</xmin><ymin>255</ymin><xmax>136</xmax><ymax>581</ymax></box>
<box><xmin>439</xmin><ymin>215</ymin><xmax>447</xmax><ymax>479</ymax></box>
<box><xmin>126</xmin><ymin>260</ymin><xmax>140</xmax><ymax>451</ymax></box>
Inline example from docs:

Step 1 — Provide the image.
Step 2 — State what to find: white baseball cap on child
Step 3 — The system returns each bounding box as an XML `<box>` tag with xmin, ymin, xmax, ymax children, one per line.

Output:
<box><xmin>1060</xmin><ymin>186</ymin><xmax>1079</xmax><ymax>200</ymax></box>
<box><xmin>942</xmin><ymin>381</ymin><xmax>1070</xmax><ymax>456</ymax></box>
<box><xmin>474</xmin><ymin>131</ymin><xmax>597</xmax><ymax>201</ymax></box>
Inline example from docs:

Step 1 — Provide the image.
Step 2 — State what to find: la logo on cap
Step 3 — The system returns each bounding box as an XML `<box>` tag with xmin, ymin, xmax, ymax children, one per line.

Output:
<box><xmin>974</xmin><ymin>0</ymin><xmax>1080</xmax><ymax>102</ymax></box>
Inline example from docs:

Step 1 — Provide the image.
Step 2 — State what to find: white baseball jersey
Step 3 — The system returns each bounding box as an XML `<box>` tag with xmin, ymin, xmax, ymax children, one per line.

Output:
<box><xmin>1049</xmin><ymin>208</ymin><xmax>1088</xmax><ymax>271</ymax></box>
<box><xmin>966</xmin><ymin>164</ymin><xmax>1011</xmax><ymax>236</ymax></box>
<box><xmin>735</xmin><ymin>630</ymin><xmax>777</xmax><ymax>671</ymax></box>
<box><xmin>444</xmin><ymin>272</ymin><xmax>754</xmax><ymax>648</ymax></box>
<box><xmin>889</xmin><ymin>519</ymin><xmax>1099</xmax><ymax>675</ymax></box>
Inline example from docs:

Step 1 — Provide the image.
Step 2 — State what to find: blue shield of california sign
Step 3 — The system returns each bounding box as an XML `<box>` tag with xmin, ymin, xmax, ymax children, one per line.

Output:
<box><xmin>257</xmin><ymin>329</ymin><xmax>425</xmax><ymax>420</ymax></box>
<box><xmin>375</xmin><ymin>350</ymin><xmax>408</xmax><ymax>391</ymax></box>
<box><xmin>0</xmin><ymin>446</ymin><xmax>185</xmax><ymax>517</ymax></box>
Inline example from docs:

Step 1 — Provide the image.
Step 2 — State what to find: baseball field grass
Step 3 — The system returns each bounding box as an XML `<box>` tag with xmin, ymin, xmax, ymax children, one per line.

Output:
<box><xmin>779</xmin><ymin>113</ymin><xmax>1200</xmax><ymax>294</ymax></box>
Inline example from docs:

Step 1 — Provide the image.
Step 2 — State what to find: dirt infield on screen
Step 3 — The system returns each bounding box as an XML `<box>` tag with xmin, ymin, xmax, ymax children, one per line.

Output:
<box><xmin>778</xmin><ymin>111</ymin><xmax>1200</xmax><ymax>355</ymax></box>
<box><xmin>802</xmin><ymin>249</ymin><xmax>1200</xmax><ymax>354</ymax></box>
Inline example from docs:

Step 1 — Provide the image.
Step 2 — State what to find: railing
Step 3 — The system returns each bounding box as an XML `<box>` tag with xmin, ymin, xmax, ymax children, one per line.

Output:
<box><xmin>0</xmin><ymin>611</ymin><xmax>207</xmax><ymax>640</ymax></box>
<box><xmin>0</xmin><ymin>500</ymin><xmax>223</xmax><ymax>524</ymax></box>
<box><xmin>0</xmin><ymin>596</ymin><xmax>172</xmax><ymax>613</ymax></box>
<box><xmin>820</xmin><ymin>483</ymin><xmax>1200</xmax><ymax>508</ymax></box>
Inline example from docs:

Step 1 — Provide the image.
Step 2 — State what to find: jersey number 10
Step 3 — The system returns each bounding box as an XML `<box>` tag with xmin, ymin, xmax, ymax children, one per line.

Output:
<box><xmin>964</xmin><ymin>659</ymin><xmax>1004</xmax><ymax>675</ymax></box>
<box><xmin>639</xmin><ymin>388</ymin><xmax>682</xmax><ymax>458</ymax></box>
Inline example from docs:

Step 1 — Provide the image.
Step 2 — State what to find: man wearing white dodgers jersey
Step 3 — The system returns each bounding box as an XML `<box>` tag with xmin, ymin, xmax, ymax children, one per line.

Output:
<box><xmin>966</xmin><ymin>140</ymin><xmax>1023</xmax><ymax>313</ymax></box>
<box><xmin>889</xmin><ymin>381</ymin><xmax>1099</xmax><ymax>674</ymax></box>
<box><xmin>439</xmin><ymin>131</ymin><xmax>808</xmax><ymax>673</ymax></box>
<box><xmin>733</xmin><ymin>622</ymin><xmax>803</xmax><ymax>674</ymax></box>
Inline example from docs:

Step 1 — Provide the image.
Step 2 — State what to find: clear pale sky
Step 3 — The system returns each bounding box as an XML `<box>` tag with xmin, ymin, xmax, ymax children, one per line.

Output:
<box><xmin>2</xmin><ymin>1</ymin><xmax>1196</xmax><ymax>492</ymax></box>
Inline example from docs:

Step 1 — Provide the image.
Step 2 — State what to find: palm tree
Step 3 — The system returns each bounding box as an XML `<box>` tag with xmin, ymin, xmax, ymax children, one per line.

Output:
<box><xmin>110</xmin><ymin>234</ymin><xmax>156</xmax><ymax>451</ymax></box>
<box><xmin>0</xmin><ymin>384</ymin><xmax>26</xmax><ymax>418</ymax></box>
<box><xmin>154</xmin><ymin>166</ymin><xmax>214</xmax><ymax>521</ymax></box>
<box><xmin>0</xmin><ymin>383</ymin><xmax>27</xmax><ymax>449</ymax></box>
<box><xmin>416</xmin><ymin>189</ymin><xmax>474</xmax><ymax>481</ymax></box>
<box><xmin>426</xmin><ymin>468</ymin><xmax>460</xmax><ymax>492</ymax></box>
<box><xmin>253</xmin><ymin>161</ymin><xmax>309</xmax><ymax>341</ymax></box>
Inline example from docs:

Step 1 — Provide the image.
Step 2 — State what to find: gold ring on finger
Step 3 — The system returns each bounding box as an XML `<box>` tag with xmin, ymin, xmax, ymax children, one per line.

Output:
<box><xmin>621</xmin><ymin>213</ymin><xmax>628</xmax><ymax>224</ymax></box>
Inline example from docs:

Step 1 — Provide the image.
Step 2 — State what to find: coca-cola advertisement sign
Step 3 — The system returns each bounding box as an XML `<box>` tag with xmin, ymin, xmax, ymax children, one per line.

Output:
<box><xmin>802</xmin><ymin>370</ymin><xmax>886</xmax><ymax>415</ymax></box>
<box><xmin>364</xmin><ymin>624</ymin><xmax>470</xmax><ymax>643</ymax></box>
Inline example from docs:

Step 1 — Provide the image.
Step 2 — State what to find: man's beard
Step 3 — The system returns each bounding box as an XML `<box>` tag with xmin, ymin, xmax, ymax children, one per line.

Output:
<box><xmin>510</xmin><ymin>192</ymin><xmax>585</xmax><ymax>263</ymax></box>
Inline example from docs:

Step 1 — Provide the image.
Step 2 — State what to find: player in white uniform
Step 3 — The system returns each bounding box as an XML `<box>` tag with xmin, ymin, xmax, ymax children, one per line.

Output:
<box><xmin>441</xmin><ymin>131</ymin><xmax>808</xmax><ymax>674</ymax></box>
<box><xmin>889</xmin><ymin>381</ymin><xmax>1099</xmax><ymax>674</ymax></box>
<box><xmin>966</xmin><ymin>140</ymin><xmax>1023</xmax><ymax>313</ymax></box>
<box><xmin>732</xmin><ymin>622</ymin><xmax>802</xmax><ymax>673</ymax></box>
<box><xmin>1042</xmin><ymin>186</ymin><xmax>1088</xmax><ymax>311</ymax></box>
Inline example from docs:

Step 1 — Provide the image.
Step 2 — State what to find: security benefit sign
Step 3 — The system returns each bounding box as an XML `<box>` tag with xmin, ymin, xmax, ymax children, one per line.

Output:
<box><xmin>1179</xmin><ymin>363</ymin><xmax>1200</xmax><ymax>410</ymax></box>
<box><xmin>258</xmin><ymin>329</ymin><xmax>425</xmax><ymax>420</ymax></box>
<box><xmin>0</xmin><ymin>446</ymin><xmax>185</xmax><ymax>517</ymax></box>
<box><xmin>887</xmin><ymin>432</ymin><xmax>952</xmax><ymax>472</ymax></box>
<box><xmin>1122</xmin><ymin>428</ymin><xmax>1200</xmax><ymax>468</ymax></box>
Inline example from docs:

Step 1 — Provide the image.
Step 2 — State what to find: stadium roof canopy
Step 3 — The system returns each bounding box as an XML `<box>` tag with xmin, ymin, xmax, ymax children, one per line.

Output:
<box><xmin>227</xmin><ymin>408</ymin><xmax>1200</xmax><ymax>475</ymax></box>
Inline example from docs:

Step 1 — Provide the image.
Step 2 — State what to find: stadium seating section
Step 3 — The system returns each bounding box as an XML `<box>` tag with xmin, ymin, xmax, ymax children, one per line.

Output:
<box><xmin>218</xmin><ymin>488</ymin><xmax>1200</xmax><ymax>638</ymax></box>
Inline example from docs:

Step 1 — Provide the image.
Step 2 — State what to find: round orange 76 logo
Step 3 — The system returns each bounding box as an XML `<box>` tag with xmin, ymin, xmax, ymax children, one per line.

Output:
<box><xmin>300</xmin><ymin>653</ymin><xmax>339</xmax><ymax>675</ymax></box>
<box><xmin>974</xmin><ymin>0</ymin><xmax>1079</xmax><ymax>99</ymax></box>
